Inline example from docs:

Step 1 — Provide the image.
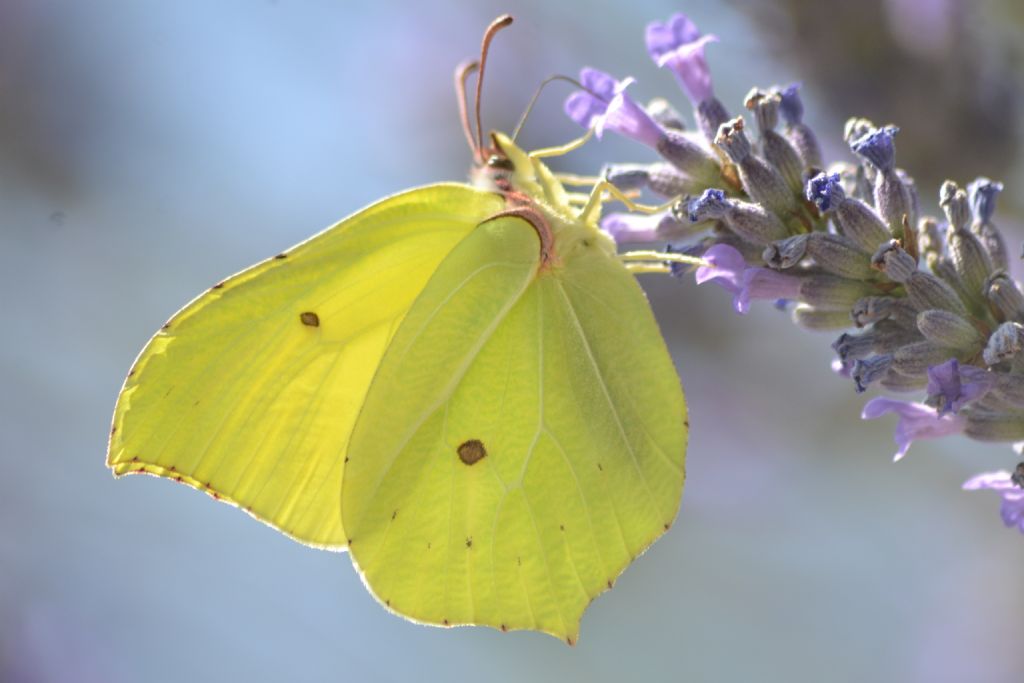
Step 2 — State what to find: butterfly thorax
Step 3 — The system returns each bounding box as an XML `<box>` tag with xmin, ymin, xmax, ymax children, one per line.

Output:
<box><xmin>470</xmin><ymin>131</ymin><xmax>617</xmax><ymax>269</ymax></box>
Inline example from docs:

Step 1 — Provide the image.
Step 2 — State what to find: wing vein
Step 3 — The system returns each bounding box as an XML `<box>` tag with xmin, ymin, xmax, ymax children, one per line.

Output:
<box><xmin>553</xmin><ymin>280</ymin><xmax>663</xmax><ymax>520</ymax></box>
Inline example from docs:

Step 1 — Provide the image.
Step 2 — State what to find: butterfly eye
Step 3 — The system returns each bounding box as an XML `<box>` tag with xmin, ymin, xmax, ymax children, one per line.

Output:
<box><xmin>486</xmin><ymin>155</ymin><xmax>514</xmax><ymax>170</ymax></box>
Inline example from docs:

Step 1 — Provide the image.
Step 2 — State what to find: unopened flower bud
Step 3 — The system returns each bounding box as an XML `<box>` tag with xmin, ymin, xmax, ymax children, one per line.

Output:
<box><xmin>656</xmin><ymin>129</ymin><xmax>722</xmax><ymax>185</ymax></box>
<box><xmin>964</xmin><ymin>413</ymin><xmax>1024</xmax><ymax>443</ymax></box>
<box><xmin>973</xmin><ymin>223</ymin><xmax>1009</xmax><ymax>273</ymax></box>
<box><xmin>603</xmin><ymin>164</ymin><xmax>651</xmax><ymax>192</ymax></box>
<box><xmin>897</xmin><ymin>169</ymin><xmax>920</xmax><ymax>230</ymax></box>
<box><xmin>948</xmin><ymin>227</ymin><xmax>994</xmax><ymax>306</ymax></box>
<box><xmin>686</xmin><ymin>188</ymin><xmax>789</xmax><ymax>245</ymax></box>
<box><xmin>746</xmin><ymin>88</ymin><xmax>804</xmax><ymax>192</ymax></box>
<box><xmin>916</xmin><ymin>310</ymin><xmax>985</xmax><ymax>351</ymax></box>
<box><xmin>650</xmin><ymin>163</ymin><xmax>703</xmax><ymax>199</ymax></box>
<box><xmin>851</xmin><ymin>296</ymin><xmax>918</xmax><ymax>328</ymax></box>
<box><xmin>646</xmin><ymin>97</ymin><xmax>686</xmax><ymax>131</ymax></box>
<box><xmin>929</xmin><ymin>257</ymin><xmax>974</xmax><ymax>310</ymax></box>
<box><xmin>696</xmin><ymin>98</ymin><xmax>731</xmax><ymax>146</ymax></box>
<box><xmin>833</xmin><ymin>331</ymin><xmax>878</xmax><ymax>363</ymax></box>
<box><xmin>834</xmin><ymin>322</ymin><xmax>918</xmax><ymax>363</ymax></box>
<box><xmin>992</xmin><ymin>373</ymin><xmax>1024</xmax><ymax>408</ymax></box>
<box><xmin>964</xmin><ymin>177</ymin><xmax>1008</xmax><ymax>272</ymax></box>
<box><xmin>605</xmin><ymin>162</ymin><xmax>703</xmax><ymax>199</ymax></box>
<box><xmin>744</xmin><ymin>88</ymin><xmax>778</xmax><ymax>132</ymax></box>
<box><xmin>967</xmin><ymin>177</ymin><xmax>1004</xmax><ymax>226</ymax></box>
<box><xmin>904</xmin><ymin>271</ymin><xmax>969</xmax><ymax>317</ymax></box>
<box><xmin>852</xmin><ymin>354</ymin><xmax>894</xmax><ymax>392</ymax></box>
<box><xmin>715</xmin><ymin>117</ymin><xmax>796</xmax><ymax>216</ymax></box>
<box><xmin>852</xmin><ymin>125</ymin><xmax>898</xmax><ymax>172</ymax></box>
<box><xmin>917</xmin><ymin>217</ymin><xmax>942</xmax><ymax>257</ymax></box>
<box><xmin>851</xmin><ymin>126</ymin><xmax>911</xmax><ymax>239</ymax></box>
<box><xmin>939</xmin><ymin>180</ymin><xmax>970</xmax><ymax>231</ymax></box>
<box><xmin>983</xmin><ymin>322</ymin><xmax>1024</xmax><ymax>366</ymax></box>
<box><xmin>806</xmin><ymin>233</ymin><xmax>874</xmax><ymax>279</ymax></box>
<box><xmin>844</xmin><ymin>117</ymin><xmax>876</xmax><ymax>146</ymax></box>
<box><xmin>799</xmin><ymin>275</ymin><xmax>874</xmax><ymax>310</ymax></box>
<box><xmin>892</xmin><ymin>341</ymin><xmax>959</xmax><ymax>376</ymax></box>
<box><xmin>874</xmin><ymin>171</ymin><xmax>913</xmax><ymax>241</ymax></box>
<box><xmin>763</xmin><ymin>234</ymin><xmax>809</xmax><ymax>270</ymax></box>
<box><xmin>806</xmin><ymin>172</ymin><xmax>844</xmax><ymax>212</ymax></box>
<box><xmin>871</xmin><ymin>241</ymin><xmax>917</xmax><ymax>282</ymax></box>
<box><xmin>807</xmin><ymin>172</ymin><xmax>891</xmax><ymax>252</ymax></box>
<box><xmin>881</xmin><ymin>369</ymin><xmax>927</xmax><ymax>392</ymax></box>
<box><xmin>777</xmin><ymin>84</ymin><xmax>822</xmax><ymax>170</ymax></box>
<box><xmin>985</xmin><ymin>272</ymin><xmax>1024</xmax><ymax>322</ymax></box>
<box><xmin>793</xmin><ymin>304</ymin><xmax>856</xmax><ymax>331</ymax></box>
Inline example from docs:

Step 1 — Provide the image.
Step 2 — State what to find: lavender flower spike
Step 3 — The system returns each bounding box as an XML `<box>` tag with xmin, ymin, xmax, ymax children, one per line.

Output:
<box><xmin>925</xmin><ymin>358</ymin><xmax>995</xmax><ymax>415</ymax></box>
<box><xmin>564</xmin><ymin>68</ymin><xmax>662</xmax><ymax>148</ymax></box>
<box><xmin>695</xmin><ymin>243</ymin><xmax>801</xmax><ymax>314</ymax></box>
<box><xmin>963</xmin><ymin>469</ymin><xmax>1024</xmax><ymax>534</ymax></box>
<box><xmin>861</xmin><ymin>397</ymin><xmax>966</xmax><ymax>461</ymax></box>
<box><xmin>645</xmin><ymin>14</ymin><xmax>718</xmax><ymax>105</ymax></box>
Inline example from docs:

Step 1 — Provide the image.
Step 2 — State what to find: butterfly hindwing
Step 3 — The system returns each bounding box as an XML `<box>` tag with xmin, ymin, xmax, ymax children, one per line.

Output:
<box><xmin>107</xmin><ymin>184</ymin><xmax>503</xmax><ymax>548</ymax></box>
<box><xmin>342</xmin><ymin>215</ymin><xmax>687</xmax><ymax>640</ymax></box>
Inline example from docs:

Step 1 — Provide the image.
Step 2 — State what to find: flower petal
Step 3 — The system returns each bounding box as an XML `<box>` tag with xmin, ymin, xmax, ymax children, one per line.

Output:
<box><xmin>579</xmin><ymin>67</ymin><xmax>618</xmax><ymax>101</ymax></box>
<box><xmin>694</xmin><ymin>243</ymin><xmax>746</xmax><ymax>289</ymax></box>
<box><xmin>600</xmin><ymin>212</ymin><xmax>661</xmax><ymax>243</ymax></box>
<box><xmin>564</xmin><ymin>91</ymin><xmax>606</xmax><ymax>129</ymax></box>
<box><xmin>862</xmin><ymin>397</ymin><xmax>965</xmax><ymax>461</ymax></box>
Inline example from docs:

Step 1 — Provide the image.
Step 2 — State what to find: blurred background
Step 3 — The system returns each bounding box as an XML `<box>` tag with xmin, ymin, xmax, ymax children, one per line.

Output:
<box><xmin>2</xmin><ymin>0</ymin><xmax>1023</xmax><ymax>681</ymax></box>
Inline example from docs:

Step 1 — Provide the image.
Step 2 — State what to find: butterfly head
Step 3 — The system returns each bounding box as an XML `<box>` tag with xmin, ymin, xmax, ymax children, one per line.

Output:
<box><xmin>457</xmin><ymin>15</ymin><xmax>615</xmax><ymax>264</ymax></box>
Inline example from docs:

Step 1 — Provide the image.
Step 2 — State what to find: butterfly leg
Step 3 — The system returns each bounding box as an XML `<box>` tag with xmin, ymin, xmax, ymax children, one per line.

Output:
<box><xmin>578</xmin><ymin>180</ymin><xmax>675</xmax><ymax>225</ymax></box>
<box><xmin>556</xmin><ymin>173</ymin><xmax>603</xmax><ymax>187</ymax></box>
<box><xmin>565</xmin><ymin>187</ymin><xmax>641</xmax><ymax>207</ymax></box>
<box><xmin>619</xmin><ymin>250</ymin><xmax>708</xmax><ymax>275</ymax></box>
<box><xmin>527</xmin><ymin>129</ymin><xmax>593</xmax><ymax>159</ymax></box>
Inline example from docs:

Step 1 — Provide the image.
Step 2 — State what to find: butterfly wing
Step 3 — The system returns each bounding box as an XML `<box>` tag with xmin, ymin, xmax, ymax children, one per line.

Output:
<box><xmin>342</xmin><ymin>216</ymin><xmax>687</xmax><ymax>641</ymax></box>
<box><xmin>107</xmin><ymin>183</ymin><xmax>503</xmax><ymax>549</ymax></box>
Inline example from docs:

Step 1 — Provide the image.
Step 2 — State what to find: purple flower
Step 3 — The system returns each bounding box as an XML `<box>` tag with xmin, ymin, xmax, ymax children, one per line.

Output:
<box><xmin>778</xmin><ymin>83</ymin><xmax>804</xmax><ymax>125</ymax></box>
<box><xmin>600</xmin><ymin>212</ymin><xmax>661</xmax><ymax>243</ymax></box>
<box><xmin>851</xmin><ymin>125</ymin><xmax>900</xmax><ymax>173</ymax></box>
<box><xmin>564</xmin><ymin>68</ymin><xmax>663</xmax><ymax>148</ymax></box>
<box><xmin>805</xmin><ymin>172</ymin><xmax>845</xmax><ymax>213</ymax></box>
<box><xmin>925</xmin><ymin>358</ymin><xmax>995</xmax><ymax>415</ymax></box>
<box><xmin>966</xmin><ymin>177</ymin><xmax>1004</xmax><ymax>224</ymax></box>
<box><xmin>695</xmin><ymin>243</ymin><xmax>802</xmax><ymax>314</ymax></box>
<box><xmin>687</xmin><ymin>188</ymin><xmax>729</xmax><ymax>222</ymax></box>
<box><xmin>645</xmin><ymin>13</ymin><xmax>718</xmax><ymax>105</ymax></box>
<box><xmin>861</xmin><ymin>397</ymin><xmax>966</xmax><ymax>462</ymax></box>
<box><xmin>963</xmin><ymin>469</ymin><xmax>1024</xmax><ymax>534</ymax></box>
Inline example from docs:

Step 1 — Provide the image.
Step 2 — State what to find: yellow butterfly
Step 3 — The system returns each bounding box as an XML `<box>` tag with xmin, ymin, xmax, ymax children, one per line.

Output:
<box><xmin>107</xmin><ymin>15</ymin><xmax>695</xmax><ymax>643</ymax></box>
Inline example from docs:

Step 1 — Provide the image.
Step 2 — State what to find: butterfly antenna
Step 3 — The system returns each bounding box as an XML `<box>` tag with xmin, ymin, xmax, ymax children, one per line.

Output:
<box><xmin>474</xmin><ymin>14</ymin><xmax>514</xmax><ymax>159</ymax></box>
<box><xmin>455</xmin><ymin>59</ymin><xmax>480</xmax><ymax>156</ymax></box>
<box><xmin>511</xmin><ymin>74</ymin><xmax>588</xmax><ymax>142</ymax></box>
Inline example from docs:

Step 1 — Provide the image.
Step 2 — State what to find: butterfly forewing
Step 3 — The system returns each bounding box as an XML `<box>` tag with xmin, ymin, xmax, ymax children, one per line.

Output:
<box><xmin>107</xmin><ymin>184</ymin><xmax>503</xmax><ymax>548</ymax></box>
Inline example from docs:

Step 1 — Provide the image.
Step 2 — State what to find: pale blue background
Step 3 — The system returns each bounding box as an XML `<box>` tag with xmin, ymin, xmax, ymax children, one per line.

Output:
<box><xmin>2</xmin><ymin>1</ymin><xmax>1023</xmax><ymax>681</ymax></box>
